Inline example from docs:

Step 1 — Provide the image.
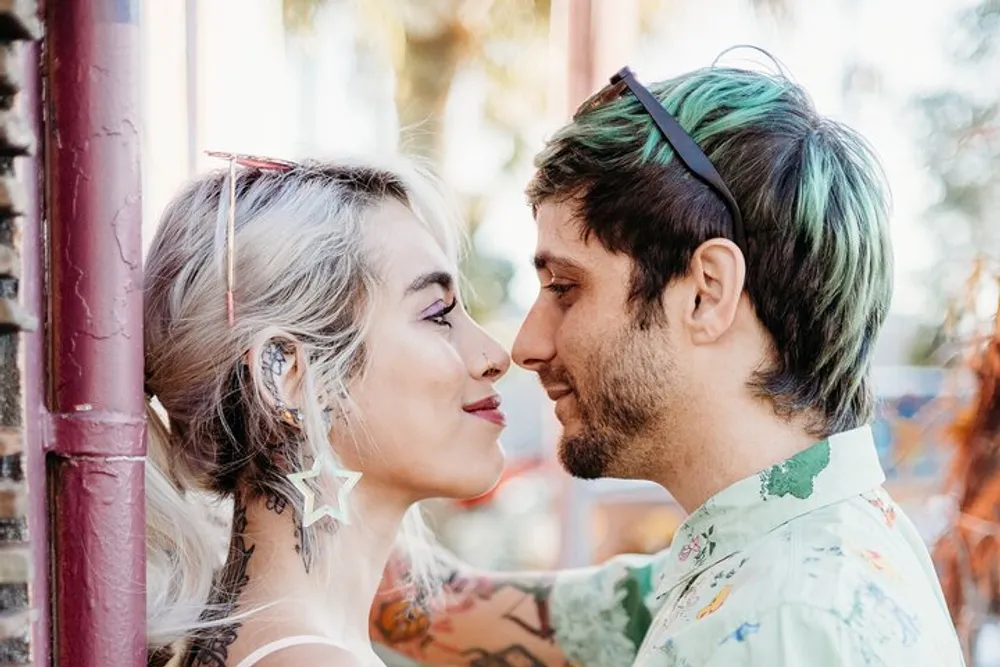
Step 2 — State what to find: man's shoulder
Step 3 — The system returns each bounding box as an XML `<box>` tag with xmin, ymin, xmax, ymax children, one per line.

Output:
<box><xmin>736</xmin><ymin>491</ymin><xmax>936</xmax><ymax>606</ymax></box>
<box><xmin>640</xmin><ymin>494</ymin><xmax>964</xmax><ymax>665</ymax></box>
<box><xmin>642</xmin><ymin>563</ymin><xmax>961</xmax><ymax>667</ymax></box>
<box><xmin>645</xmin><ymin>595</ymin><xmax>963</xmax><ymax>667</ymax></box>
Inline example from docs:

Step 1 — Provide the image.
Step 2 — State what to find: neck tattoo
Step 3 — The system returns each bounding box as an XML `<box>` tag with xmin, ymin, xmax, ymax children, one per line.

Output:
<box><xmin>182</xmin><ymin>499</ymin><xmax>255</xmax><ymax>667</ymax></box>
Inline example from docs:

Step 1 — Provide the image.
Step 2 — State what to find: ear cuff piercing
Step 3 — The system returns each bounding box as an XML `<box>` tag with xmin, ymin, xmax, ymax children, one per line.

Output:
<box><xmin>276</xmin><ymin>400</ymin><xmax>305</xmax><ymax>424</ymax></box>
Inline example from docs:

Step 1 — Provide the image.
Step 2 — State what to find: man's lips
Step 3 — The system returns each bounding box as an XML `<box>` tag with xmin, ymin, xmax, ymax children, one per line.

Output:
<box><xmin>544</xmin><ymin>386</ymin><xmax>574</xmax><ymax>402</ymax></box>
<box><xmin>463</xmin><ymin>395</ymin><xmax>506</xmax><ymax>427</ymax></box>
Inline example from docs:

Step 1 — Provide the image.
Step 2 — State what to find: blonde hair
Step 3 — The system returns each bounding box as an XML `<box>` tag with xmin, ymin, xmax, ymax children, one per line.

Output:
<box><xmin>144</xmin><ymin>158</ymin><xmax>460</xmax><ymax>651</ymax></box>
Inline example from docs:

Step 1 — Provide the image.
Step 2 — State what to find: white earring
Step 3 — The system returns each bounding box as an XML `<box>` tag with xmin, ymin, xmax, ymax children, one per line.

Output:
<box><xmin>287</xmin><ymin>454</ymin><xmax>362</xmax><ymax>527</ymax></box>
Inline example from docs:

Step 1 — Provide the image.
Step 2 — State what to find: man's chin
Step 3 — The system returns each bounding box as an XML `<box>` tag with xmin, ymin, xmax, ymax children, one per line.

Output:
<box><xmin>558</xmin><ymin>432</ymin><xmax>611</xmax><ymax>480</ymax></box>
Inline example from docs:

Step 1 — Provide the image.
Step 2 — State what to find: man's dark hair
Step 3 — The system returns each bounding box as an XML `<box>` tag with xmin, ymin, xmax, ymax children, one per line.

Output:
<box><xmin>527</xmin><ymin>67</ymin><xmax>894</xmax><ymax>437</ymax></box>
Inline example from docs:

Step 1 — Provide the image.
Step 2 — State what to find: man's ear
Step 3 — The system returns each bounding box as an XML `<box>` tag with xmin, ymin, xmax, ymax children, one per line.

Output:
<box><xmin>681</xmin><ymin>238</ymin><xmax>746</xmax><ymax>345</ymax></box>
<box><xmin>246</xmin><ymin>335</ymin><xmax>307</xmax><ymax>426</ymax></box>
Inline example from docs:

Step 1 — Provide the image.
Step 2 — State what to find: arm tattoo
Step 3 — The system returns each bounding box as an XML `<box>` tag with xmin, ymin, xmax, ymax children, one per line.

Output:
<box><xmin>182</xmin><ymin>500</ymin><xmax>255</xmax><ymax>667</ymax></box>
<box><xmin>372</xmin><ymin>564</ymin><xmax>560</xmax><ymax>666</ymax></box>
<box><xmin>373</xmin><ymin>596</ymin><xmax>432</xmax><ymax>644</ymax></box>
<box><xmin>442</xmin><ymin>568</ymin><xmax>556</xmax><ymax>642</ymax></box>
<box><xmin>461</xmin><ymin>645</ymin><xmax>546</xmax><ymax>667</ymax></box>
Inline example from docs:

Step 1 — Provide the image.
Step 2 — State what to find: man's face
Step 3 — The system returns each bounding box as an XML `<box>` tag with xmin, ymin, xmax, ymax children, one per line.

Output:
<box><xmin>512</xmin><ymin>200</ymin><xmax>688</xmax><ymax>480</ymax></box>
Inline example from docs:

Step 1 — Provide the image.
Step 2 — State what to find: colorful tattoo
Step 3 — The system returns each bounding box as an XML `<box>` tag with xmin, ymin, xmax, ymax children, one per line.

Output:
<box><xmin>460</xmin><ymin>644</ymin><xmax>547</xmax><ymax>667</ymax></box>
<box><xmin>371</xmin><ymin>562</ymin><xmax>561</xmax><ymax>666</ymax></box>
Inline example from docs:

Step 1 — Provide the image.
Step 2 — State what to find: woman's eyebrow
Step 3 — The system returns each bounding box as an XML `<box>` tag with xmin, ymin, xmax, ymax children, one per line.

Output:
<box><xmin>405</xmin><ymin>270</ymin><xmax>453</xmax><ymax>295</ymax></box>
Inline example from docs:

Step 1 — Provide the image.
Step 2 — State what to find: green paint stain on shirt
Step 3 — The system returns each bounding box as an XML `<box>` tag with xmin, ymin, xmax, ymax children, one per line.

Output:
<box><xmin>759</xmin><ymin>440</ymin><xmax>831</xmax><ymax>500</ymax></box>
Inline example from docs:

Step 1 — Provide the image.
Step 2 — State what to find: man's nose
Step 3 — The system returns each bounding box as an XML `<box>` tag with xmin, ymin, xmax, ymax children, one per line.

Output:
<box><xmin>512</xmin><ymin>301</ymin><xmax>557</xmax><ymax>372</ymax></box>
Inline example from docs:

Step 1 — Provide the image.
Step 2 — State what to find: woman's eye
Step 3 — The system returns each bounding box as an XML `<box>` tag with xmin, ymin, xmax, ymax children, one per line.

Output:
<box><xmin>425</xmin><ymin>300</ymin><xmax>457</xmax><ymax>328</ymax></box>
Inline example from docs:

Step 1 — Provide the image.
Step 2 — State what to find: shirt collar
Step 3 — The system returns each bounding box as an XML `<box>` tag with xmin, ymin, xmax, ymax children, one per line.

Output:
<box><xmin>655</xmin><ymin>425</ymin><xmax>885</xmax><ymax>599</ymax></box>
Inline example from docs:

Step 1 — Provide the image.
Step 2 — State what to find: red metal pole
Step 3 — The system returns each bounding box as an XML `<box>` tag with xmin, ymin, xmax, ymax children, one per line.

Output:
<box><xmin>45</xmin><ymin>1</ymin><xmax>145</xmax><ymax>665</ymax></box>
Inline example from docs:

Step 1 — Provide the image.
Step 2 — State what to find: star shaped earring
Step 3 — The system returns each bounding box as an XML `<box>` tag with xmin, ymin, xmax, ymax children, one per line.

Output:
<box><xmin>287</xmin><ymin>455</ymin><xmax>362</xmax><ymax>527</ymax></box>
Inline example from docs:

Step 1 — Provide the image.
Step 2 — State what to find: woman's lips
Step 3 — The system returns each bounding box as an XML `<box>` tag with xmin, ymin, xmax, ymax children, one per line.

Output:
<box><xmin>463</xmin><ymin>395</ymin><xmax>506</xmax><ymax>427</ymax></box>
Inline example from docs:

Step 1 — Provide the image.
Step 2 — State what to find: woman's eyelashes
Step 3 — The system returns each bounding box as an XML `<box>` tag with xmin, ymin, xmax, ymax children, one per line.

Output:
<box><xmin>423</xmin><ymin>299</ymin><xmax>457</xmax><ymax>328</ymax></box>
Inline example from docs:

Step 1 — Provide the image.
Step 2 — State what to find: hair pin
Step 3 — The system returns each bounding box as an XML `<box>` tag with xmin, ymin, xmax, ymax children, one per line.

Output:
<box><xmin>205</xmin><ymin>150</ymin><xmax>298</xmax><ymax>327</ymax></box>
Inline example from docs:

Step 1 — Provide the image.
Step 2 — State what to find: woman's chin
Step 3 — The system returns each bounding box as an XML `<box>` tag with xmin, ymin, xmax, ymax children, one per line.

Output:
<box><xmin>395</xmin><ymin>440</ymin><xmax>506</xmax><ymax>503</ymax></box>
<box><xmin>444</xmin><ymin>441</ymin><xmax>506</xmax><ymax>500</ymax></box>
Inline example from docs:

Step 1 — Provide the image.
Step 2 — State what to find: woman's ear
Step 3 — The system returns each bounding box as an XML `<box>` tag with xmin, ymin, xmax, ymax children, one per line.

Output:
<box><xmin>247</xmin><ymin>336</ymin><xmax>307</xmax><ymax>426</ymax></box>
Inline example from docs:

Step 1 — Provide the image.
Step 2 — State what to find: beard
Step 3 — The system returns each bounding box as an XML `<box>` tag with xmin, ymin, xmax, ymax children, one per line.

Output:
<box><xmin>540</xmin><ymin>323</ymin><xmax>676</xmax><ymax>479</ymax></box>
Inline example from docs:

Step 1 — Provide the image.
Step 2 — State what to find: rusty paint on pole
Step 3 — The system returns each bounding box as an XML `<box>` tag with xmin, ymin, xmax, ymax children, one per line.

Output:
<box><xmin>45</xmin><ymin>0</ymin><xmax>145</xmax><ymax>665</ymax></box>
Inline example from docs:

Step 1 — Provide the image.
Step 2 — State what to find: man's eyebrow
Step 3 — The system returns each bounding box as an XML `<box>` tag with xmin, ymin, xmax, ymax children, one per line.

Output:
<box><xmin>532</xmin><ymin>252</ymin><xmax>585</xmax><ymax>273</ymax></box>
<box><xmin>405</xmin><ymin>270</ymin><xmax>453</xmax><ymax>295</ymax></box>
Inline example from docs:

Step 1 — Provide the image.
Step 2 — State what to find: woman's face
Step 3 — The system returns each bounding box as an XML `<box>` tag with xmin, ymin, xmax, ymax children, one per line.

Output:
<box><xmin>336</xmin><ymin>199</ymin><xmax>510</xmax><ymax>504</ymax></box>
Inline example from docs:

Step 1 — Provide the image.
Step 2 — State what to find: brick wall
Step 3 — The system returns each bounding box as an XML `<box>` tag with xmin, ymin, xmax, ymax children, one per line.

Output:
<box><xmin>0</xmin><ymin>3</ymin><xmax>41</xmax><ymax>665</ymax></box>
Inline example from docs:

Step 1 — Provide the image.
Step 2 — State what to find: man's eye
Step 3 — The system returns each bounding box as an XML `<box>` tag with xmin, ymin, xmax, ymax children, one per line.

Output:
<box><xmin>544</xmin><ymin>283</ymin><xmax>576</xmax><ymax>297</ymax></box>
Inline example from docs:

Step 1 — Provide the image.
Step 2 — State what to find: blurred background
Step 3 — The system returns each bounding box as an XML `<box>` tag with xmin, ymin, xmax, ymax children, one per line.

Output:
<box><xmin>138</xmin><ymin>0</ymin><xmax>1000</xmax><ymax>661</ymax></box>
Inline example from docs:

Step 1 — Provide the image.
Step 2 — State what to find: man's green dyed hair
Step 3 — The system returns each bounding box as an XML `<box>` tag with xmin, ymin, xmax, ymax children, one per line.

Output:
<box><xmin>527</xmin><ymin>66</ymin><xmax>894</xmax><ymax>436</ymax></box>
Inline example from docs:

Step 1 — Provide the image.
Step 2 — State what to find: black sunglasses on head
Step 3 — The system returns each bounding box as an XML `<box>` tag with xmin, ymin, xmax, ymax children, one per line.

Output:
<box><xmin>575</xmin><ymin>66</ymin><xmax>748</xmax><ymax>257</ymax></box>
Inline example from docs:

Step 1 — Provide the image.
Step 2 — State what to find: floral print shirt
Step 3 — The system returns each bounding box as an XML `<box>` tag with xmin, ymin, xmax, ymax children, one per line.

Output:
<box><xmin>551</xmin><ymin>426</ymin><xmax>966</xmax><ymax>666</ymax></box>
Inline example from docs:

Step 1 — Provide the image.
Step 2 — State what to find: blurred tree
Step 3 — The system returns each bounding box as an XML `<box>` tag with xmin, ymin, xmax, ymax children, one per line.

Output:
<box><xmin>369</xmin><ymin>0</ymin><xmax>553</xmax><ymax>321</ymax></box>
<box><xmin>909</xmin><ymin>0</ymin><xmax>1000</xmax><ymax>364</ymax></box>
<box><xmin>283</xmin><ymin>0</ymin><xmax>795</xmax><ymax>321</ymax></box>
<box><xmin>283</xmin><ymin>0</ymin><xmax>327</xmax><ymax>31</ymax></box>
<box><xmin>284</xmin><ymin>0</ymin><xmax>551</xmax><ymax>321</ymax></box>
